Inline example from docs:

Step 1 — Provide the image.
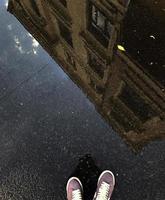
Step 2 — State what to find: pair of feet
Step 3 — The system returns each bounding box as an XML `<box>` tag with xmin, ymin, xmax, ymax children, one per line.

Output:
<box><xmin>66</xmin><ymin>170</ymin><xmax>115</xmax><ymax>200</ymax></box>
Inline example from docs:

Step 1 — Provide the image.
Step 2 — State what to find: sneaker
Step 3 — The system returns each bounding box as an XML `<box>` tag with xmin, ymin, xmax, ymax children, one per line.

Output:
<box><xmin>66</xmin><ymin>177</ymin><xmax>83</xmax><ymax>200</ymax></box>
<box><xmin>93</xmin><ymin>170</ymin><xmax>115</xmax><ymax>200</ymax></box>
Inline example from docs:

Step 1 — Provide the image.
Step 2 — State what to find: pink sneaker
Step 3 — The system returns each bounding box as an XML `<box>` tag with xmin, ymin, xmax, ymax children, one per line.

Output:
<box><xmin>66</xmin><ymin>177</ymin><xmax>83</xmax><ymax>200</ymax></box>
<box><xmin>93</xmin><ymin>170</ymin><xmax>115</xmax><ymax>200</ymax></box>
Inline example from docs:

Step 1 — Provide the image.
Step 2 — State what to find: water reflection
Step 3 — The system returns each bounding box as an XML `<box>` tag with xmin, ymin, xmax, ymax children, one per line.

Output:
<box><xmin>0</xmin><ymin>1</ymin><xmax>165</xmax><ymax>200</ymax></box>
<box><xmin>12</xmin><ymin>31</ymin><xmax>39</xmax><ymax>55</ymax></box>
<box><xmin>7</xmin><ymin>0</ymin><xmax>165</xmax><ymax>151</ymax></box>
<box><xmin>5</xmin><ymin>1</ymin><xmax>8</xmax><ymax>8</ymax></box>
<box><xmin>0</xmin><ymin>0</ymin><xmax>8</xmax><ymax>8</ymax></box>
<box><xmin>122</xmin><ymin>0</ymin><xmax>165</xmax><ymax>87</ymax></box>
<box><xmin>27</xmin><ymin>33</ymin><xmax>39</xmax><ymax>55</ymax></box>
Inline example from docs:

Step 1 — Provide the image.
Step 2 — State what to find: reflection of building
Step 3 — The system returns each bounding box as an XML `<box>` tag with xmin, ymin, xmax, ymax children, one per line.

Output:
<box><xmin>8</xmin><ymin>0</ymin><xmax>165</xmax><ymax>150</ymax></box>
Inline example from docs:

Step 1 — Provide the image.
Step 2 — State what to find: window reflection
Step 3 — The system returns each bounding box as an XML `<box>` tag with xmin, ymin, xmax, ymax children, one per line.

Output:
<box><xmin>89</xmin><ymin>4</ymin><xmax>112</xmax><ymax>47</ymax></box>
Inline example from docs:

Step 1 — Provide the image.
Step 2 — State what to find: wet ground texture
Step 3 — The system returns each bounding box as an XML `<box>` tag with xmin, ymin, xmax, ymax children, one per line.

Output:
<box><xmin>0</xmin><ymin>1</ymin><xmax>165</xmax><ymax>200</ymax></box>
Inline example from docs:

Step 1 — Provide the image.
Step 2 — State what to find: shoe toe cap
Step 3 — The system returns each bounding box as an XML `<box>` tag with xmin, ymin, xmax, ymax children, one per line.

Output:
<box><xmin>67</xmin><ymin>177</ymin><xmax>82</xmax><ymax>192</ymax></box>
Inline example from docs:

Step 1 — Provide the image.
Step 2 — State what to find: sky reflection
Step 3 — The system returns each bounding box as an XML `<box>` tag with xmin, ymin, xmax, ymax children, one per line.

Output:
<box><xmin>0</xmin><ymin>0</ymin><xmax>8</xmax><ymax>7</ymax></box>
<box><xmin>27</xmin><ymin>33</ymin><xmax>39</xmax><ymax>55</ymax></box>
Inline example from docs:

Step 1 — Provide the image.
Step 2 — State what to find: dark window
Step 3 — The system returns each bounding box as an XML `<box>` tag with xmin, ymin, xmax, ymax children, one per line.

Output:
<box><xmin>59</xmin><ymin>0</ymin><xmax>67</xmax><ymax>7</ymax></box>
<box><xmin>30</xmin><ymin>0</ymin><xmax>41</xmax><ymax>16</ymax></box>
<box><xmin>89</xmin><ymin>4</ymin><xmax>112</xmax><ymax>47</ymax></box>
<box><xmin>95</xmin><ymin>85</ymin><xmax>105</xmax><ymax>94</ymax></box>
<box><xmin>88</xmin><ymin>52</ymin><xmax>105</xmax><ymax>79</ymax></box>
<box><xmin>119</xmin><ymin>85</ymin><xmax>156</xmax><ymax>122</ymax></box>
<box><xmin>111</xmin><ymin>107</ymin><xmax>136</xmax><ymax>132</ymax></box>
<box><xmin>90</xmin><ymin>79</ymin><xmax>104</xmax><ymax>94</ymax></box>
<box><xmin>118</xmin><ymin>0</ymin><xmax>130</xmax><ymax>7</ymax></box>
<box><xmin>58</xmin><ymin>22</ymin><xmax>73</xmax><ymax>47</ymax></box>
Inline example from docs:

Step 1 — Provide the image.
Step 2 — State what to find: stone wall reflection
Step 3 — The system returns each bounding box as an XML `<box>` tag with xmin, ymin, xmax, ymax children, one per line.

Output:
<box><xmin>8</xmin><ymin>0</ymin><xmax>165</xmax><ymax>150</ymax></box>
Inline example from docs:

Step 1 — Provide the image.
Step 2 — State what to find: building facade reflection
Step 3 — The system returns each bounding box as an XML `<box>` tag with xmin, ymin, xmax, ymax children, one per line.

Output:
<box><xmin>8</xmin><ymin>0</ymin><xmax>165</xmax><ymax>150</ymax></box>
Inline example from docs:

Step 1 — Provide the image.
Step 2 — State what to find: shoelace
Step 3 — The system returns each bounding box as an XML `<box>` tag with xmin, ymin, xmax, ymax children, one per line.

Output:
<box><xmin>72</xmin><ymin>189</ymin><xmax>82</xmax><ymax>200</ymax></box>
<box><xmin>96</xmin><ymin>181</ymin><xmax>110</xmax><ymax>200</ymax></box>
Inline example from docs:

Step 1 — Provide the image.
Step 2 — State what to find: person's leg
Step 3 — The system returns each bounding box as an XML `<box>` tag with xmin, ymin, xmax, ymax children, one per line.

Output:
<box><xmin>66</xmin><ymin>177</ymin><xmax>83</xmax><ymax>200</ymax></box>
